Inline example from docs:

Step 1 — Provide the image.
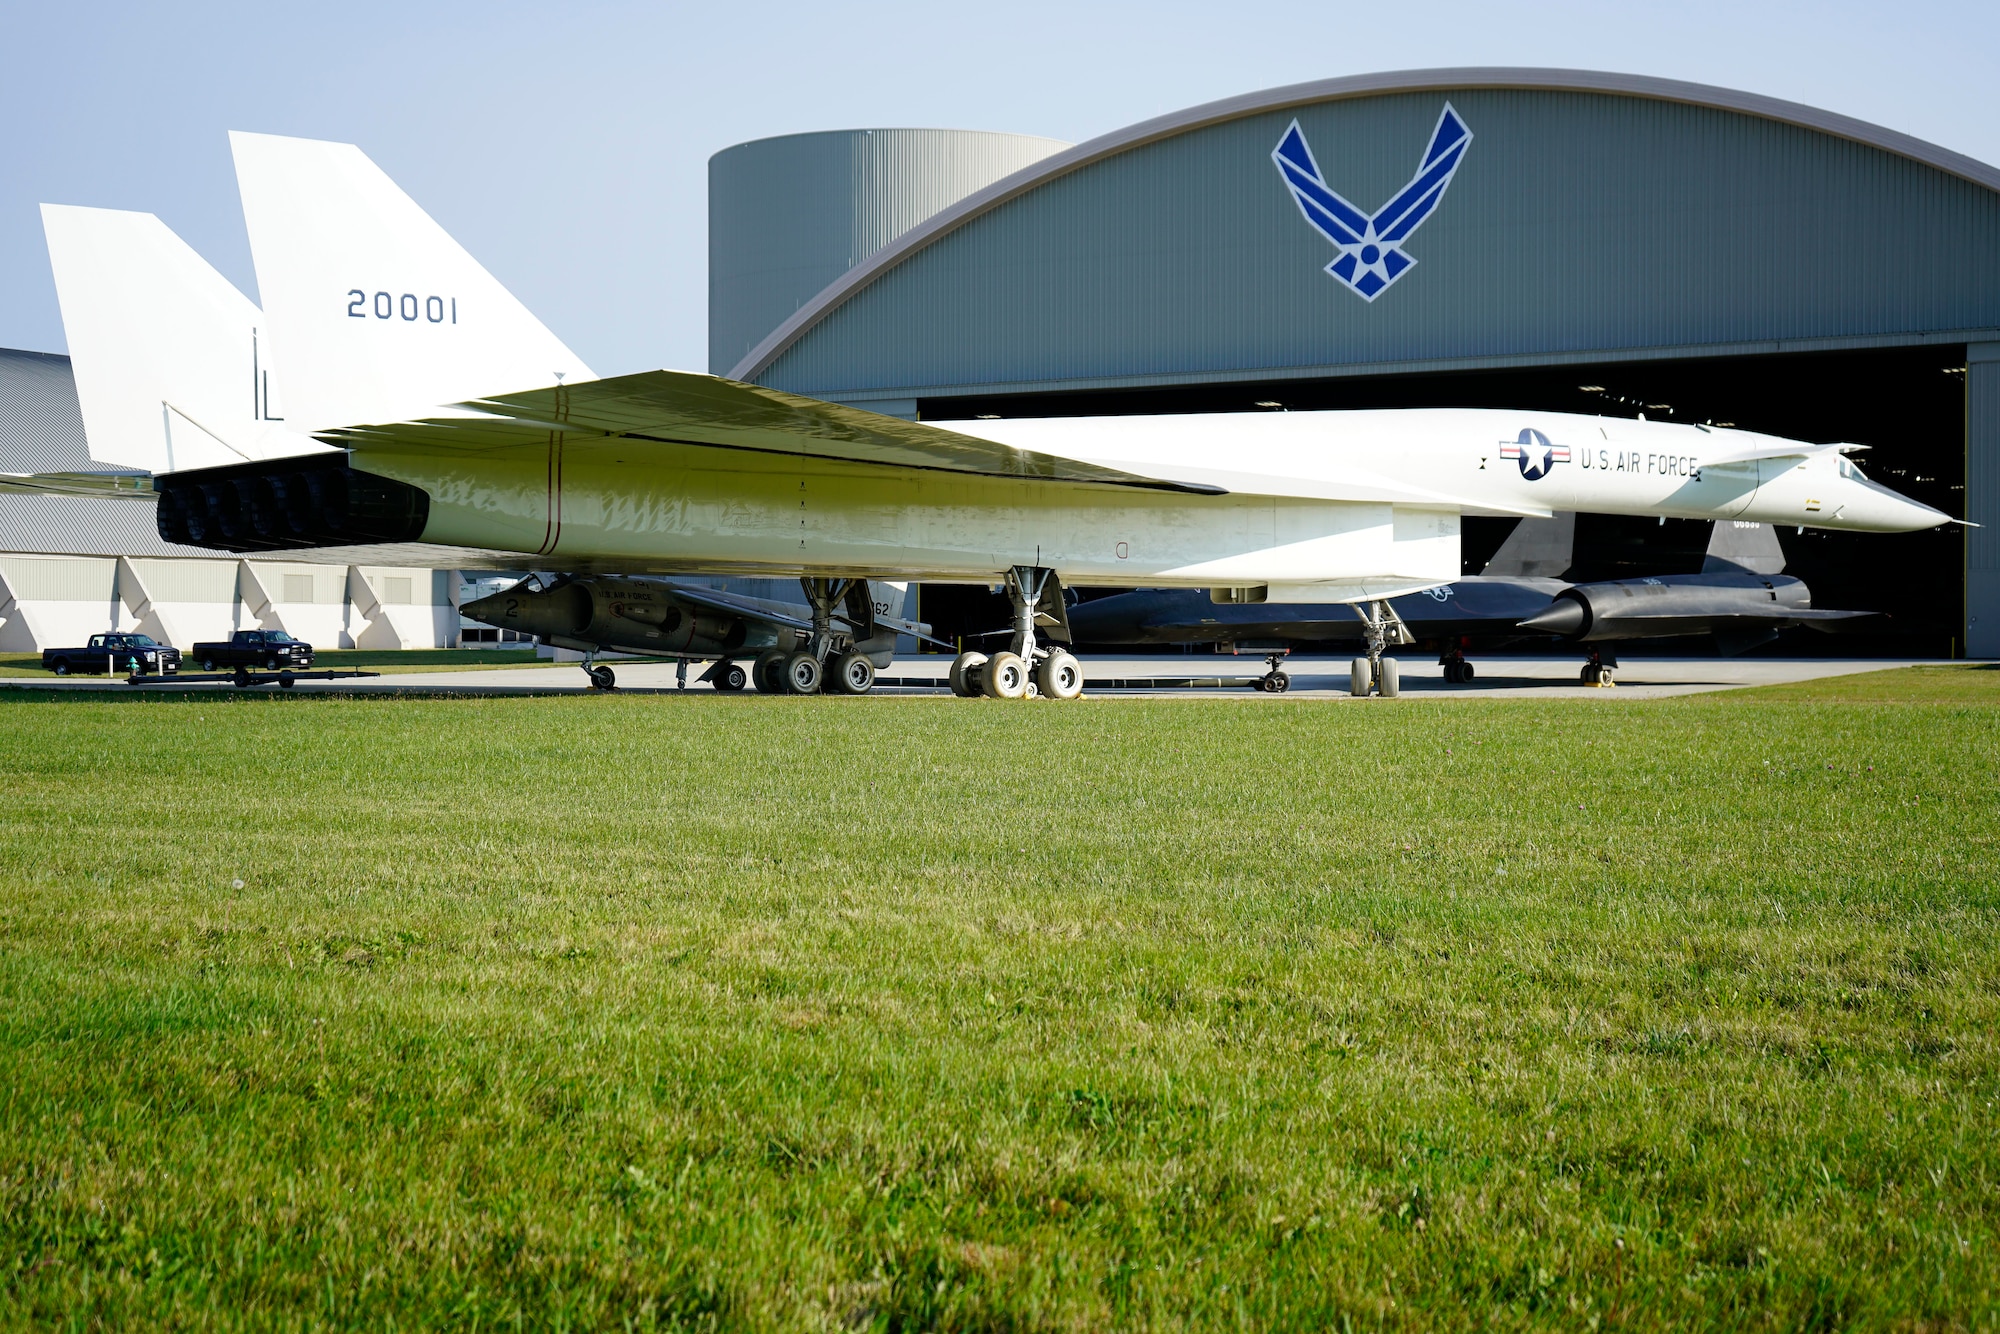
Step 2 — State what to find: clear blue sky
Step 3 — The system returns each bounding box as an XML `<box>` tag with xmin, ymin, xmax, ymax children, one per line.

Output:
<box><xmin>3</xmin><ymin>0</ymin><xmax>1996</xmax><ymax>375</ymax></box>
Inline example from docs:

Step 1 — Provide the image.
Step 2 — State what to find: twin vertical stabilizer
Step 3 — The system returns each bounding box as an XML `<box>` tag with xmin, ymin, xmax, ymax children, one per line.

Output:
<box><xmin>42</xmin><ymin>204</ymin><xmax>323</xmax><ymax>472</ymax></box>
<box><xmin>228</xmin><ymin>131</ymin><xmax>595</xmax><ymax>432</ymax></box>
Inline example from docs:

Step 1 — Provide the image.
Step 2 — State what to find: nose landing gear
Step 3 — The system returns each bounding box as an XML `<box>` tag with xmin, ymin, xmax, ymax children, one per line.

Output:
<box><xmin>1579</xmin><ymin>649</ymin><xmax>1617</xmax><ymax>687</ymax></box>
<box><xmin>1254</xmin><ymin>652</ymin><xmax>1291</xmax><ymax>693</ymax></box>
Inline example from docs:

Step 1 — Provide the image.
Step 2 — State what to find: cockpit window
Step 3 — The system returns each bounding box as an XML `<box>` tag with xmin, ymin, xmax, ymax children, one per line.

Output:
<box><xmin>1838</xmin><ymin>458</ymin><xmax>1863</xmax><ymax>481</ymax></box>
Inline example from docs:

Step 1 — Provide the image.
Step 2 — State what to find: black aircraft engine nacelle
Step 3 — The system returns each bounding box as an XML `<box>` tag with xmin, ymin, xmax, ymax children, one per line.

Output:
<box><xmin>1519</xmin><ymin>573</ymin><xmax>1812</xmax><ymax>641</ymax></box>
<box><xmin>155</xmin><ymin>452</ymin><xmax>430</xmax><ymax>553</ymax></box>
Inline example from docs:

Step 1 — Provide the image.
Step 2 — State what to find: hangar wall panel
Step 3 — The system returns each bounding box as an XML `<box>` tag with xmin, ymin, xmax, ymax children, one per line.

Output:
<box><xmin>709</xmin><ymin>129</ymin><xmax>1068</xmax><ymax>374</ymax></box>
<box><xmin>1968</xmin><ymin>343</ymin><xmax>2000</xmax><ymax>656</ymax></box>
<box><xmin>762</xmin><ymin>91</ymin><xmax>2000</xmax><ymax>400</ymax></box>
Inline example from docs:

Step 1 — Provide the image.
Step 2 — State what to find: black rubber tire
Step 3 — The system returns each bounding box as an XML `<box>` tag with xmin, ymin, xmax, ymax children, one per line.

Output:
<box><xmin>782</xmin><ymin>652</ymin><xmax>822</xmax><ymax>695</ymax></box>
<box><xmin>1378</xmin><ymin>657</ymin><xmax>1400</xmax><ymax>698</ymax></box>
<box><xmin>947</xmin><ymin>651</ymin><xmax>988</xmax><ymax>698</ymax></box>
<box><xmin>1461</xmin><ymin>662</ymin><xmax>1475</xmax><ymax>682</ymax></box>
<box><xmin>1272</xmin><ymin>671</ymin><xmax>1291</xmax><ymax>693</ymax></box>
<box><xmin>279</xmin><ymin>671</ymin><xmax>296</xmax><ymax>690</ymax></box>
<box><xmin>233</xmin><ymin>667</ymin><xmax>252</xmax><ymax>689</ymax></box>
<box><xmin>752</xmin><ymin>651</ymin><xmax>788</xmax><ymax>694</ymax></box>
<box><xmin>590</xmin><ymin>666</ymin><xmax>616</xmax><ymax>690</ymax></box>
<box><xmin>51</xmin><ymin>659</ymin><xmax>69</xmax><ymax>676</ymax></box>
<box><xmin>827</xmin><ymin>652</ymin><xmax>875</xmax><ymax>695</ymax></box>
<box><xmin>712</xmin><ymin>661</ymin><xmax>748</xmax><ymax>692</ymax></box>
<box><xmin>200</xmin><ymin>657</ymin><xmax>216</xmax><ymax>672</ymax></box>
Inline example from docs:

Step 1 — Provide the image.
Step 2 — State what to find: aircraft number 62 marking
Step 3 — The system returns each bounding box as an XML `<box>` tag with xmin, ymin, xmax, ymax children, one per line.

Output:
<box><xmin>348</xmin><ymin>290</ymin><xmax>457</xmax><ymax>324</ymax></box>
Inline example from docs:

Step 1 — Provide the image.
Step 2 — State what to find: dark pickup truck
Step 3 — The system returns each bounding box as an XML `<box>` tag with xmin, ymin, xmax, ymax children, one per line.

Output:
<box><xmin>43</xmin><ymin>633</ymin><xmax>181</xmax><ymax>676</ymax></box>
<box><xmin>192</xmin><ymin>629</ymin><xmax>315</xmax><ymax>672</ymax></box>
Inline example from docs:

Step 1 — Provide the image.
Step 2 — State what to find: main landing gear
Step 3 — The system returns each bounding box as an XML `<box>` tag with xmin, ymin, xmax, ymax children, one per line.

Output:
<box><xmin>1440</xmin><ymin>646</ymin><xmax>1476</xmax><ymax>685</ymax></box>
<box><xmin>1347</xmin><ymin>599</ymin><xmax>1411</xmax><ymax>698</ymax></box>
<box><xmin>949</xmin><ymin>565</ymin><xmax>1084</xmax><ymax>700</ymax></box>
<box><xmin>1255</xmin><ymin>652</ymin><xmax>1291</xmax><ymax>693</ymax></box>
<box><xmin>1579</xmin><ymin>648</ymin><xmax>1617</xmax><ymax>687</ymax></box>
<box><xmin>746</xmin><ymin>577</ymin><xmax>885</xmax><ymax>695</ymax></box>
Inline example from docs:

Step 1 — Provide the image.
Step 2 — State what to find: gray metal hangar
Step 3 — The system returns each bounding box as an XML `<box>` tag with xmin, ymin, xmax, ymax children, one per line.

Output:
<box><xmin>711</xmin><ymin>69</ymin><xmax>1999</xmax><ymax>656</ymax></box>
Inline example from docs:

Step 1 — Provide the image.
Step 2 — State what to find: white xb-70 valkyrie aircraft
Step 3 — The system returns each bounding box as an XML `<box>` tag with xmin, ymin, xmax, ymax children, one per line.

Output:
<box><xmin>39</xmin><ymin>131</ymin><xmax>1951</xmax><ymax>697</ymax></box>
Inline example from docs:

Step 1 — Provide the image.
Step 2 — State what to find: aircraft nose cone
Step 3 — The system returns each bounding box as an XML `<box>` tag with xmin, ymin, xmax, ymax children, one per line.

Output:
<box><xmin>1518</xmin><ymin>598</ymin><xmax>1587</xmax><ymax>637</ymax></box>
<box><xmin>462</xmin><ymin>594</ymin><xmax>503</xmax><ymax>622</ymax></box>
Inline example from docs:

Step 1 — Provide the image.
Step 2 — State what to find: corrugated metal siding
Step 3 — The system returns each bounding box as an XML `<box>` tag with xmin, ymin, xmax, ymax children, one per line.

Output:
<box><xmin>128</xmin><ymin>558</ymin><xmax>237</xmax><ymax>603</ymax></box>
<box><xmin>763</xmin><ymin>90</ymin><xmax>2000</xmax><ymax>397</ymax></box>
<box><xmin>0</xmin><ymin>348</ymin><xmax>93</xmax><ymax>472</ymax></box>
<box><xmin>0</xmin><ymin>555</ymin><xmax>116</xmax><ymax>601</ymax></box>
<box><xmin>1967</xmin><ymin>345</ymin><xmax>2000</xmax><ymax>655</ymax></box>
<box><xmin>709</xmin><ymin>129</ymin><xmax>1068</xmax><ymax>374</ymax></box>
<box><xmin>0</xmin><ymin>492</ymin><xmax>221</xmax><ymax>558</ymax></box>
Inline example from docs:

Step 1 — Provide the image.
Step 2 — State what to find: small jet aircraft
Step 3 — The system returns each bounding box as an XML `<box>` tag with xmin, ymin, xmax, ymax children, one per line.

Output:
<box><xmin>1065</xmin><ymin>514</ymin><xmax>1874</xmax><ymax>692</ymax></box>
<box><xmin>459</xmin><ymin>573</ymin><xmax>946</xmax><ymax>693</ymax></box>
<box><xmin>36</xmin><ymin>132</ymin><xmax>1954</xmax><ymax>698</ymax></box>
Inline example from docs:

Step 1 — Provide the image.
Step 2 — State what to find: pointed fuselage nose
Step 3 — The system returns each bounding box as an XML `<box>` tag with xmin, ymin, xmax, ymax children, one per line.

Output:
<box><xmin>461</xmin><ymin>593</ymin><xmax>503</xmax><ymax>624</ymax></box>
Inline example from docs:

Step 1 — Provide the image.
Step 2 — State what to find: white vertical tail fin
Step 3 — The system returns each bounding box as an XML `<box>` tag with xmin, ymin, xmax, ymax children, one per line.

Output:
<box><xmin>42</xmin><ymin>203</ymin><xmax>324</xmax><ymax>472</ymax></box>
<box><xmin>229</xmin><ymin>131</ymin><xmax>595</xmax><ymax>433</ymax></box>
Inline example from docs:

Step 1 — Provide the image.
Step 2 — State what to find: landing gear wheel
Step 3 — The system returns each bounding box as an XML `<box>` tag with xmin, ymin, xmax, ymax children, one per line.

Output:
<box><xmin>827</xmin><ymin>651</ymin><xmax>875</xmax><ymax>695</ymax></box>
<box><xmin>589</xmin><ymin>665</ymin><xmax>616</xmax><ymax>690</ymax></box>
<box><xmin>1459</xmin><ymin>661</ymin><xmax>1475</xmax><ymax>683</ymax></box>
<box><xmin>1269</xmin><ymin>670</ymin><xmax>1290</xmax><ymax>693</ymax></box>
<box><xmin>711</xmin><ymin>661</ymin><xmax>748</xmax><ymax>692</ymax></box>
<box><xmin>982</xmin><ymin>651</ymin><xmax>1028</xmax><ymax>699</ymax></box>
<box><xmin>781</xmin><ymin>651</ymin><xmax>823</xmax><ymax>695</ymax></box>
<box><xmin>948</xmin><ymin>651</ymin><xmax>989</xmax><ymax>698</ymax></box>
<box><xmin>1597</xmin><ymin>666</ymin><xmax>1615</xmax><ymax>686</ymax></box>
<box><xmin>278</xmin><ymin>671</ymin><xmax>296</xmax><ymax>690</ymax></box>
<box><xmin>1349</xmin><ymin>657</ymin><xmax>1371</xmax><ymax>697</ymax></box>
<box><xmin>753</xmin><ymin>650</ymin><xmax>788</xmax><ymax>694</ymax></box>
<box><xmin>1378</xmin><ymin>656</ymin><xmax>1400</xmax><ymax>698</ymax></box>
<box><xmin>1034</xmin><ymin>650</ymin><xmax>1083</xmax><ymax>700</ymax></box>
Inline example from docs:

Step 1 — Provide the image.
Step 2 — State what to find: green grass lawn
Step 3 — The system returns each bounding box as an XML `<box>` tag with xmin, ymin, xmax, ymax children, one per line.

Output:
<box><xmin>1</xmin><ymin>667</ymin><xmax>1995</xmax><ymax>1330</ymax></box>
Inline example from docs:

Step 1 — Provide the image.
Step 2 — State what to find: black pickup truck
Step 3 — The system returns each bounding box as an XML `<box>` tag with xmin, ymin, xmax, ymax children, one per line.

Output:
<box><xmin>192</xmin><ymin>629</ymin><xmax>315</xmax><ymax>672</ymax></box>
<box><xmin>43</xmin><ymin>633</ymin><xmax>182</xmax><ymax>676</ymax></box>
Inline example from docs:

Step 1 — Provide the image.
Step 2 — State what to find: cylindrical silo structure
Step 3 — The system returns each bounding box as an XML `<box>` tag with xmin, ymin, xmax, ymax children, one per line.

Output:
<box><xmin>708</xmin><ymin>128</ymin><xmax>1069</xmax><ymax>376</ymax></box>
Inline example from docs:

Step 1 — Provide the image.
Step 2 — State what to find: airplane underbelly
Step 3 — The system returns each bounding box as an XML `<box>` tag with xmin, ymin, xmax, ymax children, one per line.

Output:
<box><xmin>371</xmin><ymin>445</ymin><xmax>1461</xmax><ymax>586</ymax></box>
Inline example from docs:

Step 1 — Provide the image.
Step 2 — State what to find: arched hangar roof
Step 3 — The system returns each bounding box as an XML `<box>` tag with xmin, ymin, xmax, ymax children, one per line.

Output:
<box><xmin>733</xmin><ymin>68</ymin><xmax>2000</xmax><ymax>402</ymax></box>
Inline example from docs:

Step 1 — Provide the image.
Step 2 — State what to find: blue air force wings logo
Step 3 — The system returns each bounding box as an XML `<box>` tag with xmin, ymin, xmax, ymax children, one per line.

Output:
<box><xmin>1271</xmin><ymin>104</ymin><xmax>1472</xmax><ymax>300</ymax></box>
<box><xmin>1500</xmin><ymin>428</ymin><xmax>1570</xmax><ymax>481</ymax></box>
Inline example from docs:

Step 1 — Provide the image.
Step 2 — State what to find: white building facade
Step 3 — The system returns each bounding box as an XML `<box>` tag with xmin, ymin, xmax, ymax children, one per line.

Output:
<box><xmin>0</xmin><ymin>347</ymin><xmax>467</xmax><ymax>652</ymax></box>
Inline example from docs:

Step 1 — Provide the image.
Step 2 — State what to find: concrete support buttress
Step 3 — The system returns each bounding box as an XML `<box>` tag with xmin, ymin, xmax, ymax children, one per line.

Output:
<box><xmin>345</xmin><ymin>566</ymin><xmax>405</xmax><ymax>650</ymax></box>
<box><xmin>115</xmin><ymin>557</ymin><xmax>181</xmax><ymax>647</ymax></box>
<box><xmin>0</xmin><ymin>566</ymin><xmax>44</xmax><ymax>651</ymax></box>
<box><xmin>236</xmin><ymin>560</ymin><xmax>285</xmax><ymax>633</ymax></box>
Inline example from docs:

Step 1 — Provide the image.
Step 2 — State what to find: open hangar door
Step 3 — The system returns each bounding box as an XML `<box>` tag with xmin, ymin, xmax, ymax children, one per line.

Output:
<box><xmin>918</xmin><ymin>345</ymin><xmax>1968</xmax><ymax>658</ymax></box>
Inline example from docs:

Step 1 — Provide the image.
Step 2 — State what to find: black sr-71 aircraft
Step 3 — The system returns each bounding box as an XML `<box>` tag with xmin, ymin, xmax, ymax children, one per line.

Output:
<box><xmin>1065</xmin><ymin>515</ymin><xmax>1874</xmax><ymax>691</ymax></box>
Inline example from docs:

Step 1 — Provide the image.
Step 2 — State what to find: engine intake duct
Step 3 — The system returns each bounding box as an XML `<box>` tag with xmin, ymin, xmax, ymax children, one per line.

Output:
<box><xmin>156</xmin><ymin>453</ymin><xmax>429</xmax><ymax>553</ymax></box>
